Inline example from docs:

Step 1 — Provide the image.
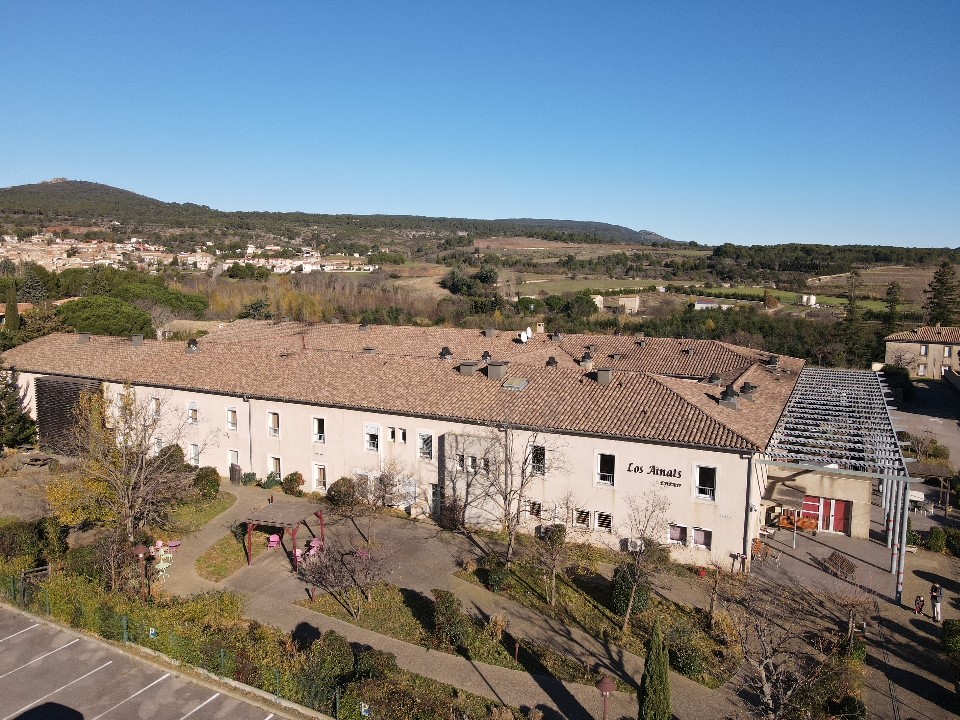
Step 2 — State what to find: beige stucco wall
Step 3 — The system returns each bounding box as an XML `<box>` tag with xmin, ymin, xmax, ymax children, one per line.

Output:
<box><xmin>765</xmin><ymin>469</ymin><xmax>872</xmax><ymax>539</ymax></box>
<box><xmin>20</xmin><ymin>372</ymin><xmax>755</xmax><ymax>563</ymax></box>
<box><xmin>885</xmin><ymin>340</ymin><xmax>960</xmax><ymax>378</ymax></box>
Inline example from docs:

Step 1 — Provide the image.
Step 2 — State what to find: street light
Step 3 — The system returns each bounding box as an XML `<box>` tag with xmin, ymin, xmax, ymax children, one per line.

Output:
<box><xmin>595</xmin><ymin>674</ymin><xmax>616</xmax><ymax>720</ymax></box>
<box><xmin>133</xmin><ymin>544</ymin><xmax>149</xmax><ymax>602</ymax></box>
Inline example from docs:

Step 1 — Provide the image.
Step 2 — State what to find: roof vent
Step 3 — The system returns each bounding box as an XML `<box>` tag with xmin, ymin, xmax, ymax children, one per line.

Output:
<box><xmin>549</xmin><ymin>332</ymin><xmax>563</xmax><ymax>341</ymax></box>
<box><xmin>740</xmin><ymin>381</ymin><xmax>759</xmax><ymax>400</ymax></box>
<box><xmin>131</xmin><ymin>334</ymin><xmax>144</xmax><ymax>347</ymax></box>
<box><xmin>707</xmin><ymin>372</ymin><xmax>722</xmax><ymax>385</ymax></box>
<box><xmin>526</xmin><ymin>326</ymin><xmax>533</xmax><ymax>337</ymax></box>
<box><xmin>636</xmin><ymin>333</ymin><xmax>647</xmax><ymax>348</ymax></box>
<box><xmin>483</xmin><ymin>327</ymin><xmax>496</xmax><ymax>339</ymax></box>
<box><xmin>587</xmin><ymin>344</ymin><xmax>596</xmax><ymax>352</ymax></box>
<box><xmin>187</xmin><ymin>338</ymin><xmax>199</xmax><ymax>354</ymax></box>
<box><xmin>610</xmin><ymin>352</ymin><xmax>623</xmax><ymax>361</ymax></box>
<box><xmin>580</xmin><ymin>352</ymin><xmax>594</xmax><ymax>371</ymax></box>
<box><xmin>459</xmin><ymin>360</ymin><xmax>479</xmax><ymax>376</ymax></box>
<box><xmin>681</xmin><ymin>347</ymin><xmax>692</xmax><ymax>355</ymax></box>
<box><xmin>595</xmin><ymin>367</ymin><xmax>613</xmax><ymax>385</ymax></box>
<box><xmin>439</xmin><ymin>346</ymin><xmax>453</xmax><ymax>360</ymax></box>
<box><xmin>78</xmin><ymin>332</ymin><xmax>91</xmax><ymax>345</ymax></box>
<box><xmin>486</xmin><ymin>360</ymin><xmax>508</xmax><ymax>380</ymax></box>
<box><xmin>546</xmin><ymin>356</ymin><xmax>558</xmax><ymax>368</ymax></box>
<box><xmin>363</xmin><ymin>347</ymin><xmax>377</xmax><ymax>355</ymax></box>
<box><xmin>502</xmin><ymin>377</ymin><xmax>529</xmax><ymax>392</ymax></box>
<box><xmin>359</xmin><ymin>323</ymin><xmax>370</xmax><ymax>332</ymax></box>
<box><xmin>481</xmin><ymin>350</ymin><xmax>492</xmax><ymax>362</ymax></box>
<box><xmin>719</xmin><ymin>383</ymin><xmax>740</xmax><ymax>410</ymax></box>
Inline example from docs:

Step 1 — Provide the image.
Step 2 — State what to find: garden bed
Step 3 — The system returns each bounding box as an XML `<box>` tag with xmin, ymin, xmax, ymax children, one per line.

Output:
<box><xmin>195</xmin><ymin>525</ymin><xmax>269</xmax><ymax>582</ymax></box>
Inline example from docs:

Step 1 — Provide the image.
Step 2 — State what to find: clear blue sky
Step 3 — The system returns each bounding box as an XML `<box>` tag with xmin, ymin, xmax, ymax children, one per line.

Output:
<box><xmin>1</xmin><ymin>2</ymin><xmax>957</xmax><ymax>247</ymax></box>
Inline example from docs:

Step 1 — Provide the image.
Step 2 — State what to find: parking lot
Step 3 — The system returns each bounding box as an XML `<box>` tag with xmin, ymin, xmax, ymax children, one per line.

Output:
<box><xmin>0</xmin><ymin>605</ymin><xmax>289</xmax><ymax>720</ymax></box>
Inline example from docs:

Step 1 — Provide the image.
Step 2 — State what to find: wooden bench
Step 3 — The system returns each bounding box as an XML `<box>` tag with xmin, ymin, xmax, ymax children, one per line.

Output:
<box><xmin>824</xmin><ymin>550</ymin><xmax>857</xmax><ymax>580</ymax></box>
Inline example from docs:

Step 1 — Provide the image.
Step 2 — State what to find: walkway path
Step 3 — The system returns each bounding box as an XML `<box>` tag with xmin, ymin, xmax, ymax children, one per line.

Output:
<box><xmin>162</xmin><ymin>482</ymin><xmax>736</xmax><ymax>719</ymax></box>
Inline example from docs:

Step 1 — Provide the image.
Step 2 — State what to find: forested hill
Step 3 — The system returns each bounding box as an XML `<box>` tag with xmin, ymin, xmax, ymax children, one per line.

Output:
<box><xmin>0</xmin><ymin>179</ymin><xmax>666</xmax><ymax>244</ymax></box>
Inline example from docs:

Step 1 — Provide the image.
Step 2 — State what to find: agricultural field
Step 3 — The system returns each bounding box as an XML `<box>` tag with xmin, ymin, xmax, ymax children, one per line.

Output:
<box><xmin>809</xmin><ymin>265</ymin><xmax>934</xmax><ymax>303</ymax></box>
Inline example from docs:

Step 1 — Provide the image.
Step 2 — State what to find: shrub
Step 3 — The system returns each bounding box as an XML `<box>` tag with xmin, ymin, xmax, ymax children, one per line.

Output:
<box><xmin>354</xmin><ymin>647</ymin><xmax>399</xmax><ymax>680</ymax></box>
<box><xmin>0</xmin><ymin>519</ymin><xmax>44</xmax><ymax>565</ymax></box>
<box><xmin>611</xmin><ymin>563</ymin><xmax>650</xmax><ymax>618</ymax></box>
<box><xmin>158</xmin><ymin>444</ymin><xmax>186</xmax><ymax>468</ymax></box>
<box><xmin>461</xmin><ymin>557</ymin><xmax>478</xmax><ymax>574</ymax></box>
<box><xmin>835</xmin><ymin>695</ymin><xmax>867</xmax><ymax>719</ymax></box>
<box><xmin>947</xmin><ymin>528</ymin><xmax>960</xmax><ymax>557</ymax></box>
<box><xmin>489</xmin><ymin>708</ymin><xmax>515</xmax><ymax>720</ymax></box>
<box><xmin>479</xmin><ymin>553</ymin><xmax>502</xmax><ymax>571</ymax></box>
<box><xmin>193</xmin><ymin>466</ymin><xmax>221</xmax><ymax>500</ymax></box>
<box><xmin>63</xmin><ymin>546</ymin><xmax>105</xmax><ymax>583</ymax></box>
<box><xmin>848</xmin><ymin>635</ymin><xmax>867</xmax><ymax>663</ymax></box>
<box><xmin>240</xmin><ymin>471</ymin><xmax>258</xmax><ymax>486</ymax></box>
<box><xmin>942</xmin><ymin>620</ymin><xmax>960</xmax><ymax>654</ymax></box>
<box><xmin>485</xmin><ymin>614</ymin><xmax>508</xmax><ymax>644</ymax></box>
<box><xmin>432</xmin><ymin>588</ymin><xmax>472</xmax><ymax>649</ymax></box>
<box><xmin>487</xmin><ymin>564</ymin><xmax>510</xmax><ymax>592</ymax></box>
<box><xmin>327</xmin><ymin>477</ymin><xmax>360</xmax><ymax>509</ymax></box>
<box><xmin>261</xmin><ymin>471</ymin><xmax>281</xmax><ymax>490</ymax></box>
<box><xmin>667</xmin><ymin>624</ymin><xmax>706</xmax><ymax>677</ymax></box>
<box><xmin>282</xmin><ymin>471</ymin><xmax>305</xmax><ymax>497</ymax></box>
<box><xmin>927</xmin><ymin>526</ymin><xmax>947</xmax><ymax>553</ymax></box>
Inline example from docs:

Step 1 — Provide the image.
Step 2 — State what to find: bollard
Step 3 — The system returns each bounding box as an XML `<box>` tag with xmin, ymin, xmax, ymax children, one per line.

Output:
<box><xmin>335</xmin><ymin>687</ymin><xmax>340</xmax><ymax>719</ymax></box>
<box><xmin>122</xmin><ymin>615</ymin><xmax>129</xmax><ymax>643</ymax></box>
<box><xmin>220</xmin><ymin>648</ymin><xmax>226</xmax><ymax>677</ymax></box>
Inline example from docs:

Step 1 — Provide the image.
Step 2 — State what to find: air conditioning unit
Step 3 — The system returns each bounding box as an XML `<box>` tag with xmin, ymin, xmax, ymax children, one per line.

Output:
<box><xmin>627</xmin><ymin>538</ymin><xmax>644</xmax><ymax>553</ymax></box>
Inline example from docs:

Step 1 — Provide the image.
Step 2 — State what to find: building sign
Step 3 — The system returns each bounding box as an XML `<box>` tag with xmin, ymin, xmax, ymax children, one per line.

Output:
<box><xmin>627</xmin><ymin>462</ymin><xmax>683</xmax><ymax>480</ymax></box>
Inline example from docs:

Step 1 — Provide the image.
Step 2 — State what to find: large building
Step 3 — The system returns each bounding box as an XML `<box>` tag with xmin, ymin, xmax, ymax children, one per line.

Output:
<box><xmin>884</xmin><ymin>325</ymin><xmax>960</xmax><ymax>378</ymax></box>
<box><xmin>3</xmin><ymin>322</ymin><xmax>906</xmax><ymax>566</ymax></box>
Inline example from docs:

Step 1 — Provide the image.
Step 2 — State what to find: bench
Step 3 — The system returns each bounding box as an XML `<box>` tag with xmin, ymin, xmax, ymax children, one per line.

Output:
<box><xmin>824</xmin><ymin>550</ymin><xmax>857</xmax><ymax>580</ymax></box>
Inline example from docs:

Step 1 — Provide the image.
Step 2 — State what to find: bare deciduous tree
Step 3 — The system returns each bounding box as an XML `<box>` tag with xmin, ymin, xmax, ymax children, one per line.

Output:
<box><xmin>298</xmin><ymin>541</ymin><xmax>386</xmax><ymax>618</ymax></box>
<box><xmin>615</xmin><ymin>483</ymin><xmax>671</xmax><ymax>633</ymax></box>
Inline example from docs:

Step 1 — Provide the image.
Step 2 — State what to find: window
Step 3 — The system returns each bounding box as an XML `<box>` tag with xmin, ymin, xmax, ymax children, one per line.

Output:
<box><xmin>228</xmin><ymin>449</ymin><xmax>239</xmax><ymax>467</ymax></box>
<box><xmin>946</xmin><ymin>346</ymin><xmax>953</xmax><ymax>358</ymax></box>
<box><xmin>226</xmin><ymin>407</ymin><xmax>238</xmax><ymax>432</ymax></box>
<box><xmin>365</xmin><ymin>425</ymin><xmax>380</xmax><ymax>452</ymax></box>
<box><xmin>456</xmin><ymin>454</ymin><xmax>465</xmax><ymax>471</ymax></box>
<box><xmin>531</xmin><ymin>445</ymin><xmax>546</xmax><ymax>475</ymax></box>
<box><xmin>918</xmin><ymin>363</ymin><xmax>927</xmax><ymax>377</ymax></box>
<box><xmin>153</xmin><ymin>437</ymin><xmax>163</xmax><ymax>457</ymax></box>
<box><xmin>595</xmin><ymin>512</ymin><xmax>612</xmax><ymax>532</ymax></box>
<box><xmin>312</xmin><ymin>464</ymin><xmax>327</xmax><ymax>491</ymax></box>
<box><xmin>418</xmin><ymin>432</ymin><xmax>433</xmax><ymax>460</ymax></box>
<box><xmin>268</xmin><ymin>456</ymin><xmax>281</xmax><ymax>477</ymax></box>
<box><xmin>597</xmin><ymin>454</ymin><xmax>615</xmax><ymax>486</ymax></box>
<box><xmin>669</xmin><ymin>524</ymin><xmax>688</xmax><ymax>545</ymax></box>
<box><xmin>920</xmin><ymin>344</ymin><xmax>928</xmax><ymax>356</ymax></box>
<box><xmin>150</xmin><ymin>397</ymin><xmax>161</xmax><ymax>419</ymax></box>
<box><xmin>188</xmin><ymin>444</ymin><xmax>200</xmax><ymax>466</ymax></box>
<box><xmin>388</xmin><ymin>427</ymin><xmax>396</xmax><ymax>442</ymax></box>
<box><xmin>695</xmin><ymin>466</ymin><xmax>717</xmax><ymax>501</ymax></box>
<box><xmin>267</xmin><ymin>412</ymin><xmax>280</xmax><ymax>437</ymax></box>
<box><xmin>187</xmin><ymin>402</ymin><xmax>198</xmax><ymax>425</ymax></box>
<box><xmin>693</xmin><ymin>527</ymin><xmax>712</xmax><ymax>549</ymax></box>
<box><xmin>313</xmin><ymin>417</ymin><xmax>325</xmax><ymax>443</ymax></box>
<box><xmin>528</xmin><ymin>500</ymin><xmax>542</xmax><ymax>519</ymax></box>
<box><xmin>481</xmin><ymin>457</ymin><xmax>490</xmax><ymax>473</ymax></box>
<box><xmin>573</xmin><ymin>509</ymin><xmax>591</xmax><ymax>528</ymax></box>
<box><xmin>399</xmin><ymin>428</ymin><xmax>407</xmax><ymax>443</ymax></box>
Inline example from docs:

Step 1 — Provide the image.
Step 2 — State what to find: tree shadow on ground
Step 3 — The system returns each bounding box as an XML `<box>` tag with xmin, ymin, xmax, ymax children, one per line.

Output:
<box><xmin>291</xmin><ymin>620</ymin><xmax>322</xmax><ymax>651</ymax></box>
<box><xmin>399</xmin><ymin>587</ymin><xmax>435</xmax><ymax>636</ymax></box>
<box><xmin>13</xmin><ymin>704</ymin><xmax>83</xmax><ymax>719</ymax></box>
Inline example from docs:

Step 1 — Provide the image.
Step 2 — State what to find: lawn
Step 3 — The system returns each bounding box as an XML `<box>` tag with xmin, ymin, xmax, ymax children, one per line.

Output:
<box><xmin>195</xmin><ymin>526</ymin><xmax>270</xmax><ymax>582</ymax></box>
<box><xmin>156</xmin><ymin>492</ymin><xmax>236</xmax><ymax>539</ymax></box>
<box><xmin>297</xmin><ymin>581</ymin><xmax>629</xmax><ymax>691</ymax></box>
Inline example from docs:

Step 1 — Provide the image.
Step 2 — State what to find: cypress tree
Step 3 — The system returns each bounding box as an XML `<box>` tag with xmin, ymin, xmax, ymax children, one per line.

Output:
<box><xmin>0</xmin><ymin>369</ymin><xmax>36</xmax><ymax>450</ymax></box>
<box><xmin>638</xmin><ymin>616</ymin><xmax>670</xmax><ymax>720</ymax></box>
<box><xmin>924</xmin><ymin>261</ymin><xmax>960</xmax><ymax>326</ymax></box>
<box><xmin>4</xmin><ymin>285</ymin><xmax>19</xmax><ymax>335</ymax></box>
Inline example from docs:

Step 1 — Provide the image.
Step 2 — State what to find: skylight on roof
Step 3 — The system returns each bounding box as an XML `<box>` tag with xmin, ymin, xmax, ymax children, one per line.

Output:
<box><xmin>501</xmin><ymin>378</ymin><xmax>529</xmax><ymax>392</ymax></box>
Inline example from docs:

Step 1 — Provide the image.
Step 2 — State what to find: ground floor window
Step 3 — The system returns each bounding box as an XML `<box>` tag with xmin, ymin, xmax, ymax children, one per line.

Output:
<box><xmin>918</xmin><ymin>363</ymin><xmax>927</xmax><ymax>376</ymax></box>
<box><xmin>595</xmin><ymin>512</ymin><xmax>612</xmax><ymax>532</ymax></box>
<box><xmin>669</xmin><ymin>523</ymin><xmax>687</xmax><ymax>545</ymax></box>
<box><xmin>527</xmin><ymin>500</ymin><xmax>542</xmax><ymax>519</ymax></box>
<box><xmin>312</xmin><ymin>463</ymin><xmax>326</xmax><ymax>491</ymax></box>
<box><xmin>573</xmin><ymin>509</ymin><xmax>591</xmax><ymax>528</ymax></box>
<box><xmin>268</xmin><ymin>456</ymin><xmax>281</xmax><ymax>477</ymax></box>
<box><xmin>188</xmin><ymin>444</ymin><xmax>200</xmax><ymax>466</ymax></box>
<box><xmin>228</xmin><ymin>449</ymin><xmax>239</xmax><ymax>467</ymax></box>
<box><xmin>692</xmin><ymin>527</ymin><xmax>712</xmax><ymax>549</ymax></box>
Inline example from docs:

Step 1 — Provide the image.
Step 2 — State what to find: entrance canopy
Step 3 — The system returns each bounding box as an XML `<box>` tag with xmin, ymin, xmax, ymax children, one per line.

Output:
<box><xmin>765</xmin><ymin>368</ymin><xmax>909</xmax><ymax>480</ymax></box>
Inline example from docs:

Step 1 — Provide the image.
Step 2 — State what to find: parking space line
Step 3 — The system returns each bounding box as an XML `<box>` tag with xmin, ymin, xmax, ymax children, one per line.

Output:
<box><xmin>89</xmin><ymin>672</ymin><xmax>171</xmax><ymax>720</ymax></box>
<box><xmin>263</xmin><ymin>714</ymin><xmax>274</xmax><ymax>720</ymax></box>
<box><xmin>177</xmin><ymin>692</ymin><xmax>220</xmax><ymax>719</ymax></box>
<box><xmin>0</xmin><ymin>638</ymin><xmax>79</xmax><ymax>679</ymax></box>
<box><xmin>1</xmin><ymin>660</ymin><xmax>112</xmax><ymax>720</ymax></box>
<box><xmin>0</xmin><ymin>624</ymin><xmax>38</xmax><ymax>644</ymax></box>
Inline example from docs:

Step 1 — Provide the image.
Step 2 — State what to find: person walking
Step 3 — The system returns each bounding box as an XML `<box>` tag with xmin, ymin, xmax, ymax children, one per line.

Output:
<box><xmin>931</xmin><ymin>582</ymin><xmax>943</xmax><ymax>622</ymax></box>
<box><xmin>915</xmin><ymin>594</ymin><xmax>925</xmax><ymax>616</ymax></box>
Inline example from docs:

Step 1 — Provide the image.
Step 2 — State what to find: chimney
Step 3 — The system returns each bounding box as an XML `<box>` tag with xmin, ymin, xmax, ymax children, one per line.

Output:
<box><xmin>719</xmin><ymin>382</ymin><xmax>739</xmax><ymax>410</ymax></box>
<box><xmin>536</xmin><ymin>322</ymin><xmax>545</xmax><ymax>334</ymax></box>
<box><xmin>707</xmin><ymin>373</ymin><xmax>722</xmax><ymax>386</ymax></box>
<box><xmin>740</xmin><ymin>381</ymin><xmax>758</xmax><ymax>400</ymax></box>
<box><xmin>580</xmin><ymin>352</ymin><xmax>594</xmax><ymax>371</ymax></box>
<box><xmin>549</xmin><ymin>332</ymin><xmax>563</xmax><ymax>341</ymax></box>
<box><xmin>359</xmin><ymin>323</ymin><xmax>370</xmax><ymax>332</ymax></box>
<box><xmin>545</xmin><ymin>356</ymin><xmax>558</xmax><ymax>368</ymax></box>
<box><xmin>439</xmin><ymin>346</ymin><xmax>453</xmax><ymax>360</ymax></box>
<box><xmin>595</xmin><ymin>367</ymin><xmax>613</xmax><ymax>385</ymax></box>
<box><xmin>610</xmin><ymin>352</ymin><xmax>623</xmax><ymax>361</ymax></box>
<box><xmin>481</xmin><ymin>350</ymin><xmax>492</xmax><ymax>362</ymax></box>
<box><xmin>483</xmin><ymin>327</ymin><xmax>496</xmax><ymax>339</ymax></box>
<box><xmin>636</xmin><ymin>333</ymin><xmax>647</xmax><ymax>348</ymax></box>
<box><xmin>187</xmin><ymin>338</ymin><xmax>199</xmax><ymax>354</ymax></box>
<box><xmin>78</xmin><ymin>333</ymin><xmax>91</xmax><ymax>345</ymax></box>
<box><xmin>131</xmin><ymin>334</ymin><xmax>144</xmax><ymax>347</ymax></box>
<box><xmin>486</xmin><ymin>360</ymin><xmax>508</xmax><ymax>380</ymax></box>
<box><xmin>459</xmin><ymin>360</ymin><xmax>479</xmax><ymax>376</ymax></box>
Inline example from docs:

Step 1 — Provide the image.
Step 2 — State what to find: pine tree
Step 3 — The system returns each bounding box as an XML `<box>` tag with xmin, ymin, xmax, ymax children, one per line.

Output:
<box><xmin>0</xmin><ymin>369</ymin><xmax>36</xmax><ymax>450</ymax></box>
<box><xmin>884</xmin><ymin>282</ymin><xmax>903</xmax><ymax>333</ymax></box>
<box><xmin>4</xmin><ymin>285</ymin><xmax>19</xmax><ymax>336</ymax></box>
<box><xmin>843</xmin><ymin>270</ymin><xmax>867</xmax><ymax>366</ymax></box>
<box><xmin>924</xmin><ymin>261</ymin><xmax>960</xmax><ymax>326</ymax></box>
<box><xmin>638</xmin><ymin>616</ymin><xmax>670</xmax><ymax>720</ymax></box>
<box><xmin>17</xmin><ymin>272</ymin><xmax>47</xmax><ymax>305</ymax></box>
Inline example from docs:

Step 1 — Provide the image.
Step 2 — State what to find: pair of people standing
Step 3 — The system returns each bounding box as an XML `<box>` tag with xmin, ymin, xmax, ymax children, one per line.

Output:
<box><xmin>914</xmin><ymin>583</ymin><xmax>943</xmax><ymax>621</ymax></box>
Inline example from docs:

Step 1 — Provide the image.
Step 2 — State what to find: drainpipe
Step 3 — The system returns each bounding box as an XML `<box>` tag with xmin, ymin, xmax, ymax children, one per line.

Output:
<box><xmin>243</xmin><ymin>395</ymin><xmax>253</xmax><ymax>473</ymax></box>
<box><xmin>742</xmin><ymin>454</ymin><xmax>756</xmax><ymax>571</ymax></box>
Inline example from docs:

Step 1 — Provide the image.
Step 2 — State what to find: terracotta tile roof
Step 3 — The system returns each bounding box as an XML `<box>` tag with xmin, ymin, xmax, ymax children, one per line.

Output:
<box><xmin>3</xmin><ymin>327</ymin><xmax>804</xmax><ymax>451</ymax></box>
<box><xmin>885</xmin><ymin>326</ymin><xmax>960</xmax><ymax>343</ymax></box>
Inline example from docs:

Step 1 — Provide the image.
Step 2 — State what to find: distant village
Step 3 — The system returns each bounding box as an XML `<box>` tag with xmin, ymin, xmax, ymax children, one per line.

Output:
<box><xmin>0</xmin><ymin>233</ymin><xmax>380</xmax><ymax>275</ymax></box>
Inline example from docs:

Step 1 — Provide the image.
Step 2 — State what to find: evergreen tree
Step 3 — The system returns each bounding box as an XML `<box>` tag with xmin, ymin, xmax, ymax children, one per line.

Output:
<box><xmin>843</xmin><ymin>270</ymin><xmax>867</xmax><ymax>366</ymax></box>
<box><xmin>884</xmin><ymin>282</ymin><xmax>903</xmax><ymax>333</ymax></box>
<box><xmin>924</xmin><ymin>261</ymin><xmax>960</xmax><ymax>326</ymax></box>
<box><xmin>4</xmin><ymin>285</ymin><xmax>19</xmax><ymax>335</ymax></box>
<box><xmin>17</xmin><ymin>271</ymin><xmax>47</xmax><ymax>304</ymax></box>
<box><xmin>638</xmin><ymin>616</ymin><xmax>670</xmax><ymax>720</ymax></box>
<box><xmin>0</xmin><ymin>370</ymin><xmax>36</xmax><ymax>450</ymax></box>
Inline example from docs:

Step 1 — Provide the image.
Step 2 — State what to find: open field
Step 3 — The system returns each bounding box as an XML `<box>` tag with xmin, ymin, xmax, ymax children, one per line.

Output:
<box><xmin>810</xmin><ymin>265</ymin><xmax>934</xmax><ymax>303</ymax></box>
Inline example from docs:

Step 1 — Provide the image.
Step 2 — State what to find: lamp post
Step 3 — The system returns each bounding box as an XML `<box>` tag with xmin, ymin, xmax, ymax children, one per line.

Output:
<box><xmin>595</xmin><ymin>674</ymin><xmax>615</xmax><ymax>720</ymax></box>
<box><xmin>133</xmin><ymin>544</ymin><xmax>149</xmax><ymax>602</ymax></box>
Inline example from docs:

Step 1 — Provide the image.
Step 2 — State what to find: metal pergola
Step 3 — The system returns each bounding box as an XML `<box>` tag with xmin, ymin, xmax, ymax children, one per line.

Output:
<box><xmin>762</xmin><ymin>367</ymin><xmax>917</xmax><ymax>603</ymax></box>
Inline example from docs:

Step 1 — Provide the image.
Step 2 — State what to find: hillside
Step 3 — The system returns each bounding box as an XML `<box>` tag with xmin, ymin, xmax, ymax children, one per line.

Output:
<box><xmin>0</xmin><ymin>179</ymin><xmax>669</xmax><ymax>244</ymax></box>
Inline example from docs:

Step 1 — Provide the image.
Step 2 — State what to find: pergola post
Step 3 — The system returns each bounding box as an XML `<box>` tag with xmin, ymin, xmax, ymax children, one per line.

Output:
<box><xmin>895</xmin><ymin>480</ymin><xmax>909</xmax><ymax>605</ymax></box>
<box><xmin>291</xmin><ymin>523</ymin><xmax>300</xmax><ymax>569</ymax></box>
<box><xmin>246</xmin><ymin>522</ymin><xmax>256</xmax><ymax>566</ymax></box>
<box><xmin>890</xmin><ymin>480</ymin><xmax>903</xmax><ymax>574</ymax></box>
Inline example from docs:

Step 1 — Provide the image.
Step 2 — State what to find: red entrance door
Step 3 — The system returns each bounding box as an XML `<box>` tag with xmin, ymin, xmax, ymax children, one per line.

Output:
<box><xmin>832</xmin><ymin>500</ymin><xmax>851</xmax><ymax>535</ymax></box>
